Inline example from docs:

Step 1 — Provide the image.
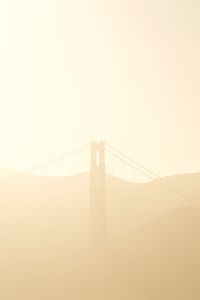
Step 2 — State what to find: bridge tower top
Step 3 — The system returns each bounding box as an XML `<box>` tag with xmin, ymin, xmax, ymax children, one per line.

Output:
<box><xmin>89</xmin><ymin>140</ymin><xmax>106</xmax><ymax>249</ymax></box>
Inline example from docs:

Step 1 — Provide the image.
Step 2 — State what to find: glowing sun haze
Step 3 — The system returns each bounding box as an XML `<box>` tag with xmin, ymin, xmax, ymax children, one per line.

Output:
<box><xmin>0</xmin><ymin>0</ymin><xmax>199</xmax><ymax>177</ymax></box>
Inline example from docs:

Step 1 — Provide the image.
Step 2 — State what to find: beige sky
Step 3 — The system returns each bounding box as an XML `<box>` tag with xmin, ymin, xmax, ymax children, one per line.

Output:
<box><xmin>0</xmin><ymin>0</ymin><xmax>199</xmax><ymax>178</ymax></box>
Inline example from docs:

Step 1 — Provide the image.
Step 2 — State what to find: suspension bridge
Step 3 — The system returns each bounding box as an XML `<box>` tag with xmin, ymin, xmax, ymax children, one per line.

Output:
<box><xmin>0</xmin><ymin>140</ymin><xmax>199</xmax><ymax>248</ymax></box>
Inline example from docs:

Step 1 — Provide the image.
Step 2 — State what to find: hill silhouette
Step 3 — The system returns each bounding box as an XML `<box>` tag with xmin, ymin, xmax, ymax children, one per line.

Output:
<box><xmin>122</xmin><ymin>206</ymin><xmax>200</xmax><ymax>299</ymax></box>
<box><xmin>0</xmin><ymin>170</ymin><xmax>199</xmax><ymax>299</ymax></box>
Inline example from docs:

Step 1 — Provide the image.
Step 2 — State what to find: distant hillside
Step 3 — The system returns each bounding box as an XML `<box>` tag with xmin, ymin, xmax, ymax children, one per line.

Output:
<box><xmin>0</xmin><ymin>170</ymin><xmax>199</xmax><ymax>299</ymax></box>
<box><xmin>0</xmin><ymin>170</ymin><xmax>199</xmax><ymax>246</ymax></box>
<box><xmin>118</xmin><ymin>206</ymin><xmax>200</xmax><ymax>299</ymax></box>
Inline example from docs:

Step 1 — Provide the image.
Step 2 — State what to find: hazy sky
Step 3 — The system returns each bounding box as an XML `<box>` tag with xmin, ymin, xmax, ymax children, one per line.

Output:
<box><xmin>0</xmin><ymin>0</ymin><xmax>199</xmax><ymax>178</ymax></box>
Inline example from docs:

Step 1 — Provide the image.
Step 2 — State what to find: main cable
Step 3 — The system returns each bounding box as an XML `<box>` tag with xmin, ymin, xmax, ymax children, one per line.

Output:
<box><xmin>106</xmin><ymin>142</ymin><xmax>199</xmax><ymax>200</ymax></box>
<box><xmin>0</xmin><ymin>143</ymin><xmax>89</xmax><ymax>184</ymax></box>
<box><xmin>106</xmin><ymin>145</ymin><xmax>199</xmax><ymax>206</ymax></box>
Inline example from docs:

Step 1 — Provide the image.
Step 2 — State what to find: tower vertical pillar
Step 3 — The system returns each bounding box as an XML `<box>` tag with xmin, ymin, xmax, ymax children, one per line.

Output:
<box><xmin>89</xmin><ymin>141</ymin><xmax>106</xmax><ymax>249</ymax></box>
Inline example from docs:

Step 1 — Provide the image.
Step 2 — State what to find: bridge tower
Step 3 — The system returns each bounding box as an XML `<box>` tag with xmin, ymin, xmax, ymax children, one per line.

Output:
<box><xmin>89</xmin><ymin>141</ymin><xmax>106</xmax><ymax>249</ymax></box>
